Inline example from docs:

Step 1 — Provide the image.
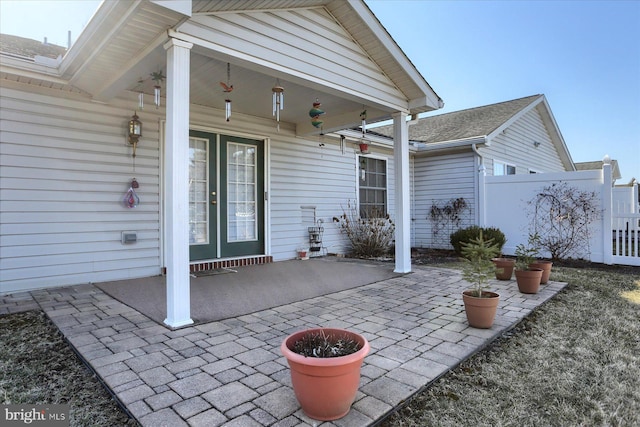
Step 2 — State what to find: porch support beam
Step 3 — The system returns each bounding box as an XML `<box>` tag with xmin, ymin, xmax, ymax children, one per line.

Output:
<box><xmin>392</xmin><ymin>111</ymin><xmax>411</xmax><ymax>273</ymax></box>
<box><xmin>164</xmin><ymin>37</ymin><xmax>194</xmax><ymax>328</ymax></box>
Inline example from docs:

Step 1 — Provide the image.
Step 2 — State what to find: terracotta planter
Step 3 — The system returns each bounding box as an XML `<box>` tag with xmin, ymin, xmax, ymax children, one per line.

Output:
<box><xmin>529</xmin><ymin>261</ymin><xmax>553</xmax><ymax>284</ymax></box>
<box><xmin>515</xmin><ymin>268</ymin><xmax>543</xmax><ymax>294</ymax></box>
<box><xmin>492</xmin><ymin>258</ymin><xmax>515</xmax><ymax>280</ymax></box>
<box><xmin>462</xmin><ymin>291</ymin><xmax>500</xmax><ymax>329</ymax></box>
<box><xmin>280</xmin><ymin>328</ymin><xmax>370</xmax><ymax>421</ymax></box>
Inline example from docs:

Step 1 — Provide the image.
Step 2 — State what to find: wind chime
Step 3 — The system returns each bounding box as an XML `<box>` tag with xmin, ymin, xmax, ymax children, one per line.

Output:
<box><xmin>150</xmin><ymin>71</ymin><xmax>165</xmax><ymax>109</ymax></box>
<box><xmin>359</xmin><ymin>109</ymin><xmax>369</xmax><ymax>153</ymax></box>
<box><xmin>220</xmin><ymin>63</ymin><xmax>234</xmax><ymax>121</ymax></box>
<box><xmin>309</xmin><ymin>98</ymin><xmax>325</xmax><ymax>132</ymax></box>
<box><xmin>136</xmin><ymin>78</ymin><xmax>145</xmax><ymax>110</ymax></box>
<box><xmin>272</xmin><ymin>79</ymin><xmax>284</xmax><ymax>131</ymax></box>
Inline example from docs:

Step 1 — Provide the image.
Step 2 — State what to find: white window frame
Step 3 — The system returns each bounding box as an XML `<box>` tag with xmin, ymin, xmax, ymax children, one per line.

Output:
<box><xmin>493</xmin><ymin>159</ymin><xmax>516</xmax><ymax>176</ymax></box>
<box><xmin>357</xmin><ymin>154</ymin><xmax>389</xmax><ymax>217</ymax></box>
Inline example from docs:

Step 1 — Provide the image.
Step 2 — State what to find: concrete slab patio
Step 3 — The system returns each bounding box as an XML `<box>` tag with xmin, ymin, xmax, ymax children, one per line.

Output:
<box><xmin>1</xmin><ymin>262</ymin><xmax>567</xmax><ymax>426</ymax></box>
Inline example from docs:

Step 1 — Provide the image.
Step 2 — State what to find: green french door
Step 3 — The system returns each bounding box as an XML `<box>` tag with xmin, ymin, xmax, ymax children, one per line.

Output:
<box><xmin>189</xmin><ymin>131</ymin><xmax>217</xmax><ymax>260</ymax></box>
<box><xmin>188</xmin><ymin>131</ymin><xmax>264</xmax><ymax>261</ymax></box>
<box><xmin>220</xmin><ymin>135</ymin><xmax>265</xmax><ymax>257</ymax></box>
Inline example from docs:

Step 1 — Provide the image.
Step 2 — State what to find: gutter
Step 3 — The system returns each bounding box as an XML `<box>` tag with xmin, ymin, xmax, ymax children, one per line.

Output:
<box><xmin>413</xmin><ymin>136</ymin><xmax>487</xmax><ymax>153</ymax></box>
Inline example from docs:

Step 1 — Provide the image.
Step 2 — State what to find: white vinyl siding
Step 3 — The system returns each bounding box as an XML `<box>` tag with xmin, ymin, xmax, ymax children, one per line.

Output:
<box><xmin>180</xmin><ymin>7</ymin><xmax>406</xmax><ymax>111</ymax></box>
<box><xmin>268</xmin><ymin>138</ymin><xmax>395</xmax><ymax>260</ymax></box>
<box><xmin>0</xmin><ymin>85</ymin><xmax>162</xmax><ymax>293</ymax></box>
<box><xmin>412</xmin><ymin>152</ymin><xmax>476</xmax><ymax>249</ymax></box>
<box><xmin>484</xmin><ymin>106</ymin><xmax>566</xmax><ymax>174</ymax></box>
<box><xmin>1</xmin><ymin>85</ymin><xmax>398</xmax><ymax>293</ymax></box>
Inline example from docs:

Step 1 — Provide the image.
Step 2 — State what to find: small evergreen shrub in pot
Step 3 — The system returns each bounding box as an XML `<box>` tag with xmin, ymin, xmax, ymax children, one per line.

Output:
<box><xmin>460</xmin><ymin>231</ymin><xmax>501</xmax><ymax>328</ymax></box>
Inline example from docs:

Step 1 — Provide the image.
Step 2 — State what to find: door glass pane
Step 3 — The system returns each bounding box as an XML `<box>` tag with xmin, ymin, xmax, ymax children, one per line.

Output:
<box><xmin>227</xmin><ymin>142</ymin><xmax>257</xmax><ymax>242</ymax></box>
<box><xmin>189</xmin><ymin>137</ymin><xmax>209</xmax><ymax>244</ymax></box>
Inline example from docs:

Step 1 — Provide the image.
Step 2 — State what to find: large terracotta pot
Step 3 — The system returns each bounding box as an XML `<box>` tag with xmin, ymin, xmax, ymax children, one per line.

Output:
<box><xmin>492</xmin><ymin>258</ymin><xmax>515</xmax><ymax>280</ymax></box>
<box><xmin>281</xmin><ymin>328</ymin><xmax>370</xmax><ymax>421</ymax></box>
<box><xmin>462</xmin><ymin>291</ymin><xmax>500</xmax><ymax>329</ymax></box>
<box><xmin>515</xmin><ymin>268</ymin><xmax>543</xmax><ymax>294</ymax></box>
<box><xmin>529</xmin><ymin>261</ymin><xmax>553</xmax><ymax>284</ymax></box>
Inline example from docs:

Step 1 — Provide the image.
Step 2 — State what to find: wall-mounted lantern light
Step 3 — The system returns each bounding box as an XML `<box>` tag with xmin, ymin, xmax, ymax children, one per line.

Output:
<box><xmin>128</xmin><ymin>112</ymin><xmax>142</xmax><ymax>157</ymax></box>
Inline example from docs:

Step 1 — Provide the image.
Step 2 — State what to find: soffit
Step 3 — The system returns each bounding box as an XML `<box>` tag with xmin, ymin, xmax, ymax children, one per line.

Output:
<box><xmin>2</xmin><ymin>0</ymin><xmax>441</xmax><ymax>134</ymax></box>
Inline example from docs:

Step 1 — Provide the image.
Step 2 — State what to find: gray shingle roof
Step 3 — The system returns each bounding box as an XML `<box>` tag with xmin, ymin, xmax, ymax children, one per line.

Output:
<box><xmin>0</xmin><ymin>34</ymin><xmax>66</xmax><ymax>60</ymax></box>
<box><xmin>575</xmin><ymin>160</ymin><xmax>622</xmax><ymax>180</ymax></box>
<box><xmin>371</xmin><ymin>94</ymin><xmax>542</xmax><ymax>143</ymax></box>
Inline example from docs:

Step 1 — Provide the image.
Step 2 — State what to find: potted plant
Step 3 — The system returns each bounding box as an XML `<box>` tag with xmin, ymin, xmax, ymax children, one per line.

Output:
<box><xmin>514</xmin><ymin>233</ymin><xmax>543</xmax><ymax>294</ymax></box>
<box><xmin>460</xmin><ymin>231</ymin><xmax>501</xmax><ymax>328</ymax></box>
<box><xmin>280</xmin><ymin>327</ymin><xmax>370</xmax><ymax>421</ymax></box>
<box><xmin>491</xmin><ymin>256</ymin><xmax>515</xmax><ymax>280</ymax></box>
<box><xmin>529</xmin><ymin>258</ymin><xmax>553</xmax><ymax>284</ymax></box>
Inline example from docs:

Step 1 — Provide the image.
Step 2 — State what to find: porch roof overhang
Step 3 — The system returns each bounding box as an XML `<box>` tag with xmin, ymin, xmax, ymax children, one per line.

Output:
<box><xmin>1</xmin><ymin>0</ymin><xmax>443</xmax><ymax>136</ymax></box>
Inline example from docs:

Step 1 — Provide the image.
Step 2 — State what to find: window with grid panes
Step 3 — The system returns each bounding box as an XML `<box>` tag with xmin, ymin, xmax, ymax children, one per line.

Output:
<box><xmin>359</xmin><ymin>157</ymin><xmax>387</xmax><ymax>217</ymax></box>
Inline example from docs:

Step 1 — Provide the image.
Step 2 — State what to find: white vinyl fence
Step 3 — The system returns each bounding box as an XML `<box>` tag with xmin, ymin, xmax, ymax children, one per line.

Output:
<box><xmin>482</xmin><ymin>161</ymin><xmax>639</xmax><ymax>266</ymax></box>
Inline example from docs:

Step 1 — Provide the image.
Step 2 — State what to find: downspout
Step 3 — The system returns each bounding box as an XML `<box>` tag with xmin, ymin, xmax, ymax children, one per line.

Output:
<box><xmin>407</xmin><ymin>114</ymin><xmax>419</xmax><ymax>248</ymax></box>
<box><xmin>471</xmin><ymin>143</ymin><xmax>485</xmax><ymax>227</ymax></box>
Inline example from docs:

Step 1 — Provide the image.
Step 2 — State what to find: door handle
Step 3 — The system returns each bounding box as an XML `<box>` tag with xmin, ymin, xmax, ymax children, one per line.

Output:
<box><xmin>211</xmin><ymin>191</ymin><xmax>217</xmax><ymax>204</ymax></box>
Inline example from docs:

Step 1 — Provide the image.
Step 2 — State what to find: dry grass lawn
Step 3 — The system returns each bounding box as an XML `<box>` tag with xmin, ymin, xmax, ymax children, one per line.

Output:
<box><xmin>382</xmin><ymin>264</ymin><xmax>640</xmax><ymax>427</ymax></box>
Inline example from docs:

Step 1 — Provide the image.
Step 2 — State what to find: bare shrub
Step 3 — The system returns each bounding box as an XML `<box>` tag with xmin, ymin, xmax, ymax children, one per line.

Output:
<box><xmin>428</xmin><ymin>198</ymin><xmax>471</xmax><ymax>248</ymax></box>
<box><xmin>528</xmin><ymin>182</ymin><xmax>601</xmax><ymax>260</ymax></box>
<box><xmin>333</xmin><ymin>201</ymin><xmax>395</xmax><ymax>257</ymax></box>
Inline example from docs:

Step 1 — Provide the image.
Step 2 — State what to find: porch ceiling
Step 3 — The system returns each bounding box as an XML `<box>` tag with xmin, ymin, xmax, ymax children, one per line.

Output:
<box><xmin>3</xmin><ymin>0</ymin><xmax>442</xmax><ymax>135</ymax></box>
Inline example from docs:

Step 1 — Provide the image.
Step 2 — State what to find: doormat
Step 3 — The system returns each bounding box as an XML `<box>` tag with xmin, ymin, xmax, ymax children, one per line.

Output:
<box><xmin>192</xmin><ymin>268</ymin><xmax>237</xmax><ymax>277</ymax></box>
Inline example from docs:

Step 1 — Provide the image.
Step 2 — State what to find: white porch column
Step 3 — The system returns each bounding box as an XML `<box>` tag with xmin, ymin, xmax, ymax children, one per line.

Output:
<box><xmin>164</xmin><ymin>38</ymin><xmax>193</xmax><ymax>328</ymax></box>
<box><xmin>392</xmin><ymin>112</ymin><xmax>411</xmax><ymax>273</ymax></box>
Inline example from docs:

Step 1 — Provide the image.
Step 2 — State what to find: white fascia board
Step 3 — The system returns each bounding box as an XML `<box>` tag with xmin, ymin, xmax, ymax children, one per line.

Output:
<box><xmin>538</xmin><ymin>96</ymin><xmax>576</xmax><ymax>171</ymax></box>
<box><xmin>58</xmin><ymin>0</ymin><xmax>131</xmax><ymax>77</ymax></box>
<box><xmin>348</xmin><ymin>0</ymin><xmax>442</xmax><ymax>111</ymax></box>
<box><xmin>486</xmin><ymin>95</ymin><xmax>543</xmax><ymax>141</ymax></box>
<box><xmin>0</xmin><ymin>57</ymin><xmax>67</xmax><ymax>83</ymax></box>
<box><xmin>414</xmin><ymin>136</ymin><xmax>487</xmax><ymax>153</ymax></box>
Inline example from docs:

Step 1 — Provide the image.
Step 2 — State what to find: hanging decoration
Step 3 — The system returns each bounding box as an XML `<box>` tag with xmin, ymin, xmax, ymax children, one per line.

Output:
<box><xmin>220</xmin><ymin>63</ymin><xmax>234</xmax><ymax>121</ymax></box>
<box><xmin>123</xmin><ymin>178</ymin><xmax>140</xmax><ymax>208</ymax></box>
<box><xmin>272</xmin><ymin>79</ymin><xmax>284</xmax><ymax>131</ymax></box>
<box><xmin>360</xmin><ymin>109</ymin><xmax>367</xmax><ymax>136</ymax></box>
<box><xmin>309</xmin><ymin>98</ymin><xmax>325</xmax><ymax>131</ymax></box>
<box><xmin>359</xmin><ymin>109</ymin><xmax>369</xmax><ymax>153</ymax></box>
<box><xmin>137</xmin><ymin>78</ymin><xmax>145</xmax><ymax>110</ymax></box>
<box><xmin>150</xmin><ymin>70</ymin><xmax>165</xmax><ymax>109</ymax></box>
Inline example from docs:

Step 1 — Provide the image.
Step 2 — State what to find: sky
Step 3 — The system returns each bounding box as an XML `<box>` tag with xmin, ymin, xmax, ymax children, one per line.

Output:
<box><xmin>1</xmin><ymin>0</ymin><xmax>638</xmax><ymax>183</ymax></box>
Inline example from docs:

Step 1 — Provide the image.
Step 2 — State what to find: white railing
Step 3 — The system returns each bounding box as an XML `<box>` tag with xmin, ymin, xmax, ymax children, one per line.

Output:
<box><xmin>612</xmin><ymin>212</ymin><xmax>640</xmax><ymax>266</ymax></box>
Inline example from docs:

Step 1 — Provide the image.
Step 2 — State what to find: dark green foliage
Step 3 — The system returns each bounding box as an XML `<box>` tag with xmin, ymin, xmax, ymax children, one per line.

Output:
<box><xmin>460</xmin><ymin>231</ymin><xmax>501</xmax><ymax>297</ymax></box>
<box><xmin>450</xmin><ymin>226</ymin><xmax>506</xmax><ymax>256</ymax></box>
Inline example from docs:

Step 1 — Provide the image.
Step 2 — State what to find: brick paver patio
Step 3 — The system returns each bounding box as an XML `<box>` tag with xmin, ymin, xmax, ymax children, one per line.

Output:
<box><xmin>1</xmin><ymin>265</ymin><xmax>566</xmax><ymax>426</ymax></box>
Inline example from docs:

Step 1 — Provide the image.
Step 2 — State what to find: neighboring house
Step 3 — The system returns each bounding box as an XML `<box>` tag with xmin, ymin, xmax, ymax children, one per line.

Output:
<box><xmin>575</xmin><ymin>159</ymin><xmax>622</xmax><ymax>184</ymax></box>
<box><xmin>371</xmin><ymin>94</ymin><xmax>575</xmax><ymax>249</ymax></box>
<box><xmin>0</xmin><ymin>0</ymin><xmax>443</xmax><ymax>326</ymax></box>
